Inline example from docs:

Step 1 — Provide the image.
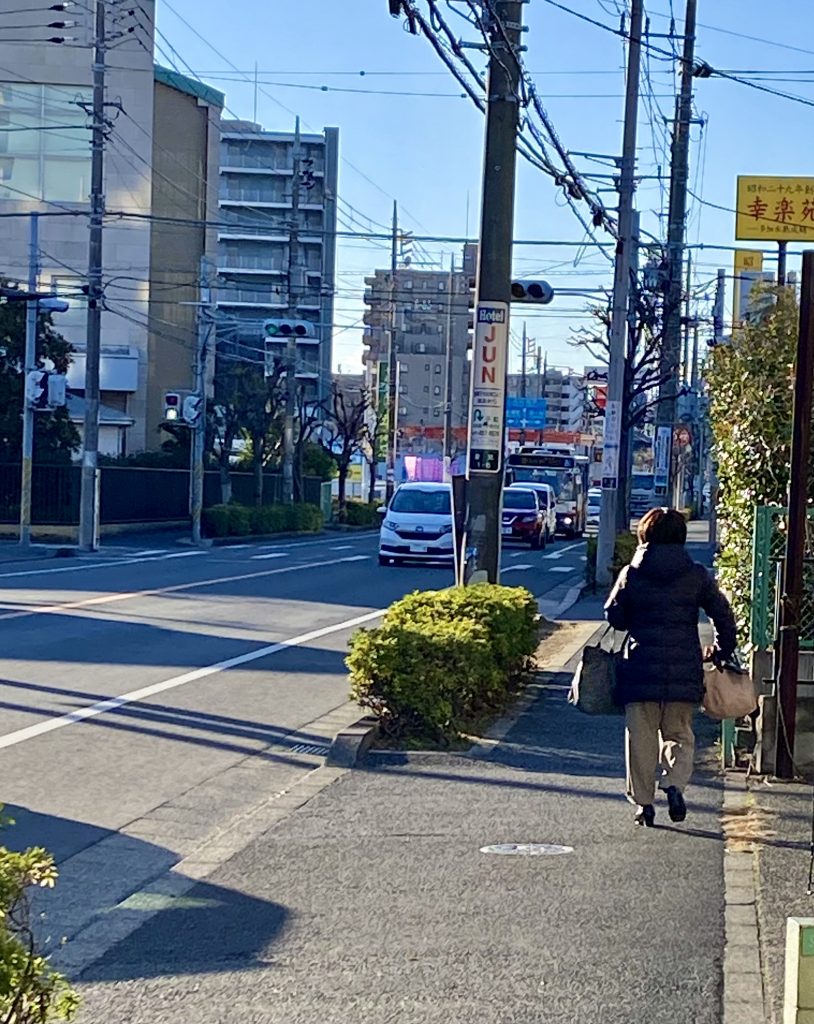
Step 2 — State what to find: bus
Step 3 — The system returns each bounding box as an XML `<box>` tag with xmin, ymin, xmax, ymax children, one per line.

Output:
<box><xmin>505</xmin><ymin>447</ymin><xmax>589</xmax><ymax>537</ymax></box>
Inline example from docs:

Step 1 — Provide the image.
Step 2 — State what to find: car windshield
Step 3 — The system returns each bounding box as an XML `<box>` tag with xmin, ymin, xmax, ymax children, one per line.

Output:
<box><xmin>588</xmin><ymin>493</ymin><xmax>601</xmax><ymax>508</ymax></box>
<box><xmin>390</xmin><ymin>488</ymin><xmax>451</xmax><ymax>515</ymax></box>
<box><xmin>504</xmin><ymin>490</ymin><xmax>536</xmax><ymax>510</ymax></box>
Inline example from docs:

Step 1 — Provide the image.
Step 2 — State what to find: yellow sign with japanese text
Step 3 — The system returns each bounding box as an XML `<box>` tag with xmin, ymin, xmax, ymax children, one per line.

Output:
<box><xmin>736</xmin><ymin>176</ymin><xmax>814</xmax><ymax>241</ymax></box>
<box><xmin>734</xmin><ymin>249</ymin><xmax>763</xmax><ymax>274</ymax></box>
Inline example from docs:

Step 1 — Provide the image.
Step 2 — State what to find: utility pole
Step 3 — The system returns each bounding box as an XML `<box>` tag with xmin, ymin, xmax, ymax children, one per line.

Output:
<box><xmin>19</xmin><ymin>212</ymin><xmax>39</xmax><ymax>549</ymax></box>
<box><xmin>282</xmin><ymin>117</ymin><xmax>302</xmax><ymax>505</ymax></box>
<box><xmin>595</xmin><ymin>0</ymin><xmax>643</xmax><ymax>587</ymax></box>
<box><xmin>775</xmin><ymin>249</ymin><xmax>814</xmax><ymax>780</ymax></box>
<box><xmin>778</xmin><ymin>240</ymin><xmax>788</xmax><ymax>287</ymax></box>
<box><xmin>442</xmin><ymin>253</ymin><xmax>455</xmax><ymax>465</ymax></box>
<box><xmin>520</xmin><ymin>321</ymin><xmax>528</xmax><ymax>399</ymax></box>
<box><xmin>464</xmin><ymin>0</ymin><xmax>522</xmax><ymax>584</ymax></box>
<box><xmin>78</xmin><ymin>0</ymin><xmax>106</xmax><ymax>551</ymax></box>
<box><xmin>682</xmin><ymin>252</ymin><xmax>693</xmax><ymax>384</ymax></box>
<box><xmin>616</xmin><ymin>208</ymin><xmax>641</xmax><ymax>533</ymax></box>
<box><xmin>385</xmin><ymin>201</ymin><xmax>398</xmax><ymax>502</ymax></box>
<box><xmin>656</xmin><ymin>0</ymin><xmax>698</xmax><ymax>503</ymax></box>
<box><xmin>191</xmin><ymin>259</ymin><xmax>215</xmax><ymax>544</ymax></box>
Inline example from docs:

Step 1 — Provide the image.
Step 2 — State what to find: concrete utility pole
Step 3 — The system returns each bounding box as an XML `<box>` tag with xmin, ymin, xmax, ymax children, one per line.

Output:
<box><xmin>464</xmin><ymin>0</ymin><xmax>522</xmax><ymax>584</ymax></box>
<box><xmin>191</xmin><ymin>259</ymin><xmax>215</xmax><ymax>544</ymax></box>
<box><xmin>656</xmin><ymin>0</ymin><xmax>698</xmax><ymax>503</ymax></box>
<box><xmin>385</xmin><ymin>201</ymin><xmax>399</xmax><ymax>502</ymax></box>
<box><xmin>775</xmin><ymin>250</ymin><xmax>814</xmax><ymax>780</ymax></box>
<box><xmin>78</xmin><ymin>0</ymin><xmax>106</xmax><ymax>551</ymax></box>
<box><xmin>442</xmin><ymin>253</ymin><xmax>455</xmax><ymax>464</ymax></box>
<box><xmin>778</xmin><ymin>240</ymin><xmax>788</xmax><ymax>287</ymax></box>
<box><xmin>19</xmin><ymin>212</ymin><xmax>39</xmax><ymax>549</ymax></box>
<box><xmin>595</xmin><ymin>0</ymin><xmax>643</xmax><ymax>587</ymax></box>
<box><xmin>282</xmin><ymin>117</ymin><xmax>302</xmax><ymax>506</ymax></box>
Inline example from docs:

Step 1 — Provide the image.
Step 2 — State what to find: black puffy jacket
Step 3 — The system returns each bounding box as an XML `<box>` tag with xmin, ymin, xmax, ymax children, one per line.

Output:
<box><xmin>604</xmin><ymin>543</ymin><xmax>737</xmax><ymax>706</ymax></box>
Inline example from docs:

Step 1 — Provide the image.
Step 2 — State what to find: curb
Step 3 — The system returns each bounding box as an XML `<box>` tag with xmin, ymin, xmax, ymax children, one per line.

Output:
<box><xmin>325</xmin><ymin>716</ymin><xmax>378</xmax><ymax>767</ymax></box>
<box><xmin>722</xmin><ymin>773</ymin><xmax>768</xmax><ymax>1024</ymax></box>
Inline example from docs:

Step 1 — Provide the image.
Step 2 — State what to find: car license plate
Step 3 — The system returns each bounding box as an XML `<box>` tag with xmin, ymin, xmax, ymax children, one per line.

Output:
<box><xmin>411</xmin><ymin>544</ymin><xmax>428</xmax><ymax>553</ymax></box>
<box><xmin>502</xmin><ymin>526</ymin><xmax>512</xmax><ymax>536</ymax></box>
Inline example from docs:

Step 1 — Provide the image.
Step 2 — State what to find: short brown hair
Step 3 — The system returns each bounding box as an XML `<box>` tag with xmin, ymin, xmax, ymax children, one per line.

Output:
<box><xmin>637</xmin><ymin>507</ymin><xmax>687</xmax><ymax>546</ymax></box>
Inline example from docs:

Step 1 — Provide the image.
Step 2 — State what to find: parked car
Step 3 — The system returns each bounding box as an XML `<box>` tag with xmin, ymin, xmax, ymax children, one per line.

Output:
<box><xmin>378</xmin><ymin>482</ymin><xmax>454</xmax><ymax>566</ymax></box>
<box><xmin>509</xmin><ymin>482</ymin><xmax>556</xmax><ymax>543</ymax></box>
<box><xmin>586</xmin><ymin>487</ymin><xmax>602</xmax><ymax>533</ymax></box>
<box><xmin>502</xmin><ymin>487</ymin><xmax>545</xmax><ymax>549</ymax></box>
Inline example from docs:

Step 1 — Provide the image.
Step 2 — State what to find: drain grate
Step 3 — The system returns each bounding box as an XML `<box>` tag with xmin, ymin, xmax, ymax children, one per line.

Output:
<box><xmin>288</xmin><ymin>743</ymin><xmax>330</xmax><ymax>756</ymax></box>
<box><xmin>480</xmin><ymin>843</ymin><xmax>574</xmax><ymax>856</ymax></box>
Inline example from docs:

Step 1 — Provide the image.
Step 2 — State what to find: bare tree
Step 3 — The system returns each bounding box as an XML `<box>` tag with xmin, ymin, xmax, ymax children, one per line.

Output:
<box><xmin>321</xmin><ymin>382</ymin><xmax>371</xmax><ymax>513</ymax></box>
<box><xmin>362</xmin><ymin>397</ymin><xmax>385</xmax><ymax>504</ymax></box>
<box><xmin>293</xmin><ymin>384</ymin><xmax>324</xmax><ymax>502</ymax></box>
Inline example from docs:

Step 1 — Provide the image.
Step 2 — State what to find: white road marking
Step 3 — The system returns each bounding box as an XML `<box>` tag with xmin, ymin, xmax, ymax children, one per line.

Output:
<box><xmin>0</xmin><ymin>555</ymin><xmax>371</xmax><ymax>624</ymax></box>
<box><xmin>549</xmin><ymin>566</ymin><xmax>579</xmax><ymax>574</ymax></box>
<box><xmin>0</xmin><ymin>607</ymin><xmax>385</xmax><ymax>751</ymax></box>
<box><xmin>542</xmin><ymin>542</ymin><xmax>584</xmax><ymax>561</ymax></box>
<box><xmin>250</xmin><ymin>553</ymin><xmax>288</xmax><ymax>561</ymax></box>
<box><xmin>330</xmin><ymin>545</ymin><xmax>354</xmax><ymax>551</ymax></box>
<box><xmin>161</xmin><ymin>551</ymin><xmax>207</xmax><ymax>560</ymax></box>
<box><xmin>501</xmin><ymin>564</ymin><xmax>533</xmax><ymax>573</ymax></box>
<box><xmin>509</xmin><ymin>551</ymin><xmax>527</xmax><ymax>559</ymax></box>
<box><xmin>131</xmin><ymin>549</ymin><xmax>167</xmax><ymax>557</ymax></box>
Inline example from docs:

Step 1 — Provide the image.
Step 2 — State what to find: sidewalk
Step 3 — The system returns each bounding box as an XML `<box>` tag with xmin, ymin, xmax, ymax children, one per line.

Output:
<box><xmin>71</xmin><ymin>596</ymin><xmax>729</xmax><ymax>1024</ymax></box>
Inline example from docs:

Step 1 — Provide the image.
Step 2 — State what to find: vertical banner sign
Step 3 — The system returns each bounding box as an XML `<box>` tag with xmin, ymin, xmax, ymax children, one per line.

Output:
<box><xmin>732</xmin><ymin>250</ymin><xmax>764</xmax><ymax>329</ymax></box>
<box><xmin>601</xmin><ymin>398</ymin><xmax>622</xmax><ymax>490</ymax></box>
<box><xmin>654</xmin><ymin>424</ymin><xmax>672</xmax><ymax>494</ymax></box>
<box><xmin>468</xmin><ymin>301</ymin><xmax>508</xmax><ymax>473</ymax></box>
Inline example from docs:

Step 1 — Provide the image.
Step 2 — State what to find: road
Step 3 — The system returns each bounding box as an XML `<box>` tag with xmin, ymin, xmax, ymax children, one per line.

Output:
<box><xmin>0</xmin><ymin>529</ymin><xmax>586</xmax><ymax>963</ymax></box>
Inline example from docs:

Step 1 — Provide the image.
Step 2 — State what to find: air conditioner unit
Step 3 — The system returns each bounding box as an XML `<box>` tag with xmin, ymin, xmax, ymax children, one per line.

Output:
<box><xmin>399</xmin><ymin>406</ymin><xmax>407</xmax><ymax>416</ymax></box>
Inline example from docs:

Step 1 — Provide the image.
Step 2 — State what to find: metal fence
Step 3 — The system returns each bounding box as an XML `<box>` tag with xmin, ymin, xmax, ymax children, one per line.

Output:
<box><xmin>751</xmin><ymin>505</ymin><xmax>814</xmax><ymax>650</ymax></box>
<box><xmin>0</xmin><ymin>464</ymin><xmax>332</xmax><ymax>526</ymax></box>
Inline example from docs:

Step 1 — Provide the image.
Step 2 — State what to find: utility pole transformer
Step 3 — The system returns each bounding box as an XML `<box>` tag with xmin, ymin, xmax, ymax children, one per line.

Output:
<box><xmin>595</xmin><ymin>0</ymin><xmax>643</xmax><ymax>588</ymax></box>
<box><xmin>656</xmin><ymin>0</ymin><xmax>698</xmax><ymax>503</ymax></box>
<box><xmin>78</xmin><ymin>0</ymin><xmax>106</xmax><ymax>551</ymax></box>
<box><xmin>464</xmin><ymin>0</ymin><xmax>523</xmax><ymax>584</ymax></box>
<box><xmin>282</xmin><ymin>118</ymin><xmax>302</xmax><ymax>505</ymax></box>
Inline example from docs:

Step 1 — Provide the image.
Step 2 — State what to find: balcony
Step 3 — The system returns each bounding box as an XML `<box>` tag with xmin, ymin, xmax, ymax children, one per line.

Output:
<box><xmin>221</xmin><ymin>186</ymin><xmax>289</xmax><ymax>206</ymax></box>
<box><xmin>218</xmin><ymin>255</ymin><xmax>286</xmax><ymax>275</ymax></box>
<box><xmin>217</xmin><ymin>289</ymin><xmax>286</xmax><ymax>309</ymax></box>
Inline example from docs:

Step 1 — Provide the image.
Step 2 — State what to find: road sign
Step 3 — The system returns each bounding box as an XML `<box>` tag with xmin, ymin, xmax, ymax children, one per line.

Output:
<box><xmin>505</xmin><ymin>396</ymin><xmax>547</xmax><ymax>429</ymax></box>
<box><xmin>736</xmin><ymin>176</ymin><xmax>814</xmax><ymax>241</ymax></box>
<box><xmin>654</xmin><ymin>424</ymin><xmax>672</xmax><ymax>494</ymax></box>
<box><xmin>600</xmin><ymin>399</ymin><xmax>622</xmax><ymax>490</ymax></box>
<box><xmin>468</xmin><ymin>302</ymin><xmax>508</xmax><ymax>473</ymax></box>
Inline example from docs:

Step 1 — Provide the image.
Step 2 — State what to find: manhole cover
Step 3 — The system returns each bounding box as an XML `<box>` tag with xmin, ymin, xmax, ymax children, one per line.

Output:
<box><xmin>480</xmin><ymin>843</ymin><xmax>574</xmax><ymax>856</ymax></box>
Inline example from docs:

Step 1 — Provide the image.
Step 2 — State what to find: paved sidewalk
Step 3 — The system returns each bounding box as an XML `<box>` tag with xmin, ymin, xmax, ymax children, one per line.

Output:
<box><xmin>73</xmin><ymin>614</ymin><xmax>727</xmax><ymax>1024</ymax></box>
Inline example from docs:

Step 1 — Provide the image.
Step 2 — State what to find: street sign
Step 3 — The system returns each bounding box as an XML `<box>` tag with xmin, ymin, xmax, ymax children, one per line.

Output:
<box><xmin>600</xmin><ymin>399</ymin><xmax>622</xmax><ymax>490</ymax></box>
<box><xmin>736</xmin><ymin>176</ymin><xmax>814</xmax><ymax>241</ymax></box>
<box><xmin>654</xmin><ymin>424</ymin><xmax>672</xmax><ymax>495</ymax></box>
<box><xmin>468</xmin><ymin>302</ymin><xmax>508</xmax><ymax>473</ymax></box>
<box><xmin>505</xmin><ymin>396</ymin><xmax>547</xmax><ymax>429</ymax></box>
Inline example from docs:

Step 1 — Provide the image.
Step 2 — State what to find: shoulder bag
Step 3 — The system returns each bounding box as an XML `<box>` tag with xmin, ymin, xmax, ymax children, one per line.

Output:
<box><xmin>701</xmin><ymin>660</ymin><xmax>757</xmax><ymax>721</ymax></box>
<box><xmin>568</xmin><ymin>625</ymin><xmax>626</xmax><ymax>716</ymax></box>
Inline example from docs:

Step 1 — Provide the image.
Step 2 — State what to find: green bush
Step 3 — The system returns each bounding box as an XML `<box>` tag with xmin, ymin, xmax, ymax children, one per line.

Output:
<box><xmin>341</xmin><ymin>501</ymin><xmax>380</xmax><ymax>527</ymax></box>
<box><xmin>285</xmin><ymin>503</ymin><xmax>323</xmax><ymax>533</ymax></box>
<box><xmin>250</xmin><ymin>505</ymin><xmax>287</xmax><ymax>535</ymax></box>
<box><xmin>227</xmin><ymin>503</ymin><xmax>251</xmax><ymax>536</ymax></box>
<box><xmin>201</xmin><ymin>504</ymin><xmax>231</xmax><ymax>537</ymax></box>
<box><xmin>347</xmin><ymin>583</ymin><xmax>539</xmax><ymax>743</ymax></box>
<box><xmin>0</xmin><ymin>810</ymin><xmax>79</xmax><ymax>1023</ymax></box>
<box><xmin>585</xmin><ymin>531</ymin><xmax>638</xmax><ymax>589</ymax></box>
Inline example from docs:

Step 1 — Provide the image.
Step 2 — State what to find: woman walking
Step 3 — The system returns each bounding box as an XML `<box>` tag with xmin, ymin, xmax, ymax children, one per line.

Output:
<box><xmin>605</xmin><ymin>508</ymin><xmax>736</xmax><ymax>827</ymax></box>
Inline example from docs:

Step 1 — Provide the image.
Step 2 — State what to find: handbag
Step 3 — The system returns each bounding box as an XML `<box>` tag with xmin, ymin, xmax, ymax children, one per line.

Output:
<box><xmin>568</xmin><ymin>626</ymin><xmax>625</xmax><ymax>716</ymax></box>
<box><xmin>701</xmin><ymin>661</ymin><xmax>757</xmax><ymax>721</ymax></box>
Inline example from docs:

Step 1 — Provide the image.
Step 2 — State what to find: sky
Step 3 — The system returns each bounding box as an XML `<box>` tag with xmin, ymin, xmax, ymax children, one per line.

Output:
<box><xmin>154</xmin><ymin>0</ymin><xmax>814</xmax><ymax>375</ymax></box>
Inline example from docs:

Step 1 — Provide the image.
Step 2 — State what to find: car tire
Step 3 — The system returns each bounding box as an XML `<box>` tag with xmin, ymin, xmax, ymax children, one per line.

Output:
<box><xmin>530</xmin><ymin>532</ymin><xmax>542</xmax><ymax>550</ymax></box>
<box><xmin>378</xmin><ymin>554</ymin><xmax>389</xmax><ymax>566</ymax></box>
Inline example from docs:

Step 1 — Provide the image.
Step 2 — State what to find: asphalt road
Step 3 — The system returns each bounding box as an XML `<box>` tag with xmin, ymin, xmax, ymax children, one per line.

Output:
<box><xmin>0</xmin><ymin>529</ymin><xmax>586</xmax><ymax>959</ymax></box>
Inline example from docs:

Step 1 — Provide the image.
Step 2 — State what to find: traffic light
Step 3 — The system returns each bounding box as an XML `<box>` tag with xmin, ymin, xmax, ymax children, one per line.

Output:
<box><xmin>510</xmin><ymin>280</ymin><xmax>555</xmax><ymax>305</ymax></box>
<box><xmin>163</xmin><ymin>392</ymin><xmax>181</xmax><ymax>421</ymax></box>
<box><xmin>26</xmin><ymin>371</ymin><xmax>48</xmax><ymax>410</ymax></box>
<box><xmin>182</xmin><ymin>393</ymin><xmax>203</xmax><ymax>425</ymax></box>
<box><xmin>47</xmin><ymin>373</ymin><xmax>67</xmax><ymax>408</ymax></box>
<box><xmin>263</xmin><ymin>318</ymin><xmax>316</xmax><ymax>339</ymax></box>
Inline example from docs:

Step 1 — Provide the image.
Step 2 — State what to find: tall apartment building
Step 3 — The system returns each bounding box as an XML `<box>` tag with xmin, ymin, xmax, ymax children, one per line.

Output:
<box><xmin>0</xmin><ymin>1</ymin><xmax>222</xmax><ymax>455</ymax></box>
<box><xmin>362</xmin><ymin>261</ymin><xmax>471</xmax><ymax>455</ymax></box>
<box><xmin>216</xmin><ymin>122</ymin><xmax>339</xmax><ymax>398</ymax></box>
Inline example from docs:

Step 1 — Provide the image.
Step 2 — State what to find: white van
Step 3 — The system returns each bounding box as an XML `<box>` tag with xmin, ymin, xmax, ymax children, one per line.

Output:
<box><xmin>378</xmin><ymin>482</ymin><xmax>454</xmax><ymax>566</ymax></box>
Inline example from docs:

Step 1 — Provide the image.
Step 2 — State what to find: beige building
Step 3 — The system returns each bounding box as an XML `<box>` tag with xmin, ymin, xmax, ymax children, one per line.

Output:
<box><xmin>0</xmin><ymin>2</ymin><xmax>221</xmax><ymax>455</ymax></box>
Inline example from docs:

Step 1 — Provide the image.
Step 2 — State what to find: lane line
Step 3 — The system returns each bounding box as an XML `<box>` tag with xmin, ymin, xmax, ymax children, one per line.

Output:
<box><xmin>250</xmin><ymin>553</ymin><xmax>287</xmax><ymax>561</ymax></box>
<box><xmin>501</xmin><ymin>564</ymin><xmax>533</xmax><ymax>573</ymax></box>
<box><xmin>161</xmin><ymin>551</ymin><xmax>208</xmax><ymax>560</ymax></box>
<box><xmin>330</xmin><ymin>545</ymin><xmax>354</xmax><ymax>551</ymax></box>
<box><xmin>0</xmin><ymin>555</ymin><xmax>371</xmax><ymax>624</ymax></box>
<box><xmin>542</xmin><ymin>542</ymin><xmax>584</xmax><ymax>561</ymax></box>
<box><xmin>0</xmin><ymin>608</ymin><xmax>385</xmax><ymax>751</ymax></box>
<box><xmin>549</xmin><ymin>565</ymin><xmax>579</xmax><ymax>574</ymax></box>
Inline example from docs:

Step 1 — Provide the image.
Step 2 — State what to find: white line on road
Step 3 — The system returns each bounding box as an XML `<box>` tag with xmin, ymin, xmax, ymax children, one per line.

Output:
<box><xmin>501</xmin><ymin>564</ymin><xmax>533</xmax><ymax>573</ymax></box>
<box><xmin>542</xmin><ymin>542</ymin><xmax>584</xmax><ymax>561</ymax></box>
<box><xmin>0</xmin><ymin>555</ymin><xmax>371</xmax><ymax>624</ymax></box>
<box><xmin>250</xmin><ymin>553</ymin><xmax>288</xmax><ymax>561</ymax></box>
<box><xmin>330</xmin><ymin>545</ymin><xmax>354</xmax><ymax>551</ymax></box>
<box><xmin>0</xmin><ymin>607</ymin><xmax>385</xmax><ymax>751</ymax></box>
<box><xmin>161</xmin><ymin>551</ymin><xmax>208</xmax><ymax>560</ymax></box>
<box><xmin>549</xmin><ymin>566</ymin><xmax>579</xmax><ymax>574</ymax></box>
<box><xmin>131</xmin><ymin>549</ymin><xmax>167</xmax><ymax>557</ymax></box>
<box><xmin>509</xmin><ymin>551</ymin><xmax>527</xmax><ymax>559</ymax></box>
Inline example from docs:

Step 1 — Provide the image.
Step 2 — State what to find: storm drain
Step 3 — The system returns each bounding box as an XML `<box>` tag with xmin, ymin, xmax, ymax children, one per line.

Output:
<box><xmin>288</xmin><ymin>743</ymin><xmax>331</xmax><ymax>756</ymax></box>
<box><xmin>480</xmin><ymin>843</ymin><xmax>574</xmax><ymax>856</ymax></box>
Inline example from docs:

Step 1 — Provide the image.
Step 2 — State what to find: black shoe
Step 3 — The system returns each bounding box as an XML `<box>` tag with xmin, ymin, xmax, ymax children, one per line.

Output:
<box><xmin>665</xmin><ymin>785</ymin><xmax>687</xmax><ymax>823</ymax></box>
<box><xmin>634</xmin><ymin>804</ymin><xmax>655</xmax><ymax>827</ymax></box>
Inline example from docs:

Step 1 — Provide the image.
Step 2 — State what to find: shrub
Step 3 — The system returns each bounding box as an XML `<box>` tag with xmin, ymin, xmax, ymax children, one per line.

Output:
<box><xmin>285</xmin><ymin>503</ymin><xmax>323</xmax><ymax>533</ymax></box>
<box><xmin>250</xmin><ymin>505</ymin><xmax>287</xmax><ymax>535</ymax></box>
<box><xmin>227</xmin><ymin>503</ymin><xmax>251</xmax><ymax>536</ymax></box>
<box><xmin>585</xmin><ymin>531</ymin><xmax>637</xmax><ymax>589</ymax></box>
<box><xmin>346</xmin><ymin>583</ymin><xmax>539</xmax><ymax>743</ymax></box>
<box><xmin>341</xmin><ymin>501</ymin><xmax>380</xmax><ymax>527</ymax></box>
<box><xmin>202</xmin><ymin>504</ymin><xmax>231</xmax><ymax>538</ymax></box>
<box><xmin>347</xmin><ymin>617</ymin><xmax>501</xmax><ymax>742</ymax></box>
<box><xmin>0</xmin><ymin>811</ymin><xmax>79</xmax><ymax>1023</ymax></box>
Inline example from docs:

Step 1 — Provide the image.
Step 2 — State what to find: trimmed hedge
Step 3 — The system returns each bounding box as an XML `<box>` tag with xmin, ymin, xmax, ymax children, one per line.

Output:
<box><xmin>585</xmin><ymin>531</ymin><xmax>637</xmax><ymax>589</ymax></box>
<box><xmin>202</xmin><ymin>502</ymin><xmax>323</xmax><ymax>538</ymax></box>
<box><xmin>340</xmin><ymin>501</ymin><xmax>380</xmax><ymax>527</ymax></box>
<box><xmin>347</xmin><ymin>584</ymin><xmax>539</xmax><ymax>743</ymax></box>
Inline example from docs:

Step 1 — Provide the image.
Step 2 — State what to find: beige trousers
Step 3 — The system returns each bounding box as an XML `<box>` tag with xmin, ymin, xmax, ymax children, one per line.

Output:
<box><xmin>625</xmin><ymin>701</ymin><xmax>696</xmax><ymax>806</ymax></box>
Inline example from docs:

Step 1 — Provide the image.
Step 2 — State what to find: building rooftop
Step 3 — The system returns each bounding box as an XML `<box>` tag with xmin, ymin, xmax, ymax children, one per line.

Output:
<box><xmin>153</xmin><ymin>65</ymin><xmax>225</xmax><ymax>109</ymax></box>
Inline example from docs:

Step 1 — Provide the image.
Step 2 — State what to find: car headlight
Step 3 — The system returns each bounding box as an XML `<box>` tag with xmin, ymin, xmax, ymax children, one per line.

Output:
<box><xmin>563</xmin><ymin>516</ymin><xmax>573</xmax><ymax>525</ymax></box>
<box><xmin>439</xmin><ymin>523</ymin><xmax>453</xmax><ymax>535</ymax></box>
<box><xmin>383</xmin><ymin>519</ymin><xmax>398</xmax><ymax>531</ymax></box>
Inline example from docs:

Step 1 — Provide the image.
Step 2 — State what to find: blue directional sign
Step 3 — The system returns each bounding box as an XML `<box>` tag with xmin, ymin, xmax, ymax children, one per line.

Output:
<box><xmin>506</xmin><ymin>397</ymin><xmax>547</xmax><ymax>429</ymax></box>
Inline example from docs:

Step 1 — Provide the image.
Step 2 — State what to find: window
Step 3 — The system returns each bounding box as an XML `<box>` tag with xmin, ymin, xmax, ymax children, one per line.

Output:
<box><xmin>424</xmin><ymin>362</ymin><xmax>430</xmax><ymax>371</ymax></box>
<box><xmin>433</xmin><ymin>385</ymin><xmax>441</xmax><ymax>396</ymax></box>
<box><xmin>48</xmin><ymin>274</ymin><xmax>86</xmax><ymax>335</ymax></box>
<box><xmin>437</xmin><ymin>281</ymin><xmax>446</xmax><ymax>292</ymax></box>
<box><xmin>0</xmin><ymin>83</ymin><xmax>93</xmax><ymax>203</ymax></box>
<box><xmin>433</xmin><ymin>408</ymin><xmax>440</xmax><ymax>418</ymax></box>
<box><xmin>399</xmin><ymin>384</ymin><xmax>407</xmax><ymax>394</ymax></box>
<box><xmin>423</xmin><ymin>385</ymin><xmax>429</xmax><ymax>393</ymax></box>
<box><xmin>399</xmin><ymin>362</ymin><xmax>408</xmax><ymax>372</ymax></box>
<box><xmin>434</xmin><ymin>364</ymin><xmax>442</xmax><ymax>374</ymax></box>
